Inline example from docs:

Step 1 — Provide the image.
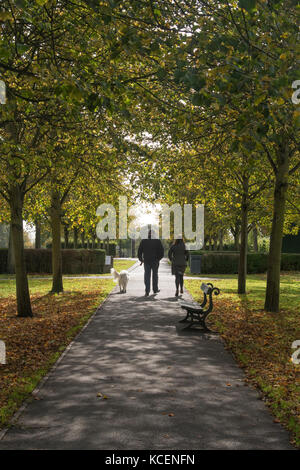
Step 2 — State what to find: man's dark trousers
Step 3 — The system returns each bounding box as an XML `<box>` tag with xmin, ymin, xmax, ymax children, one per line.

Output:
<box><xmin>138</xmin><ymin>237</ymin><xmax>164</xmax><ymax>294</ymax></box>
<box><xmin>144</xmin><ymin>260</ymin><xmax>159</xmax><ymax>295</ymax></box>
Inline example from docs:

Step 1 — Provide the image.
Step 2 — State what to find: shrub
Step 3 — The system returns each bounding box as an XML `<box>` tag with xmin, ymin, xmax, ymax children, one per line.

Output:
<box><xmin>108</xmin><ymin>244</ymin><xmax>116</xmax><ymax>256</ymax></box>
<box><xmin>25</xmin><ymin>249</ymin><xmax>52</xmax><ymax>273</ymax></box>
<box><xmin>0</xmin><ymin>249</ymin><xmax>109</xmax><ymax>274</ymax></box>
<box><xmin>201</xmin><ymin>252</ymin><xmax>239</xmax><ymax>274</ymax></box>
<box><xmin>189</xmin><ymin>251</ymin><xmax>300</xmax><ymax>274</ymax></box>
<box><xmin>281</xmin><ymin>253</ymin><xmax>300</xmax><ymax>271</ymax></box>
<box><xmin>247</xmin><ymin>253</ymin><xmax>269</xmax><ymax>273</ymax></box>
<box><xmin>61</xmin><ymin>249</ymin><xmax>106</xmax><ymax>274</ymax></box>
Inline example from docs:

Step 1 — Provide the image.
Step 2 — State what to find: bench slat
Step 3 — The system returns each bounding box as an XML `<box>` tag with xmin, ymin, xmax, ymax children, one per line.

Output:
<box><xmin>180</xmin><ymin>302</ymin><xmax>199</xmax><ymax>308</ymax></box>
<box><xmin>178</xmin><ymin>282</ymin><xmax>220</xmax><ymax>330</ymax></box>
<box><xmin>180</xmin><ymin>303</ymin><xmax>203</xmax><ymax>313</ymax></box>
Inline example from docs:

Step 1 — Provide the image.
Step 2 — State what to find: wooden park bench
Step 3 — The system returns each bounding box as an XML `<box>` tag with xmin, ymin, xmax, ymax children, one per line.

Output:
<box><xmin>179</xmin><ymin>282</ymin><xmax>220</xmax><ymax>330</ymax></box>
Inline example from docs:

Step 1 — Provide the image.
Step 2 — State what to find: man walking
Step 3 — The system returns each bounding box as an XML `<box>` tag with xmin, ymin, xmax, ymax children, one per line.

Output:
<box><xmin>138</xmin><ymin>229</ymin><xmax>164</xmax><ymax>296</ymax></box>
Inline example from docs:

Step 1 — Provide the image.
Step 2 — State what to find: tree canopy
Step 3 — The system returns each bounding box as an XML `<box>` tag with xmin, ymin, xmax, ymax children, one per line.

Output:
<box><xmin>0</xmin><ymin>0</ymin><xmax>299</xmax><ymax>315</ymax></box>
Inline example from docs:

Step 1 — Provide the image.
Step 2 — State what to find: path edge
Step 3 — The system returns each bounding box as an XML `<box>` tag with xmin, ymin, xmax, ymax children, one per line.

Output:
<box><xmin>0</xmin><ymin>285</ymin><xmax>115</xmax><ymax>441</ymax></box>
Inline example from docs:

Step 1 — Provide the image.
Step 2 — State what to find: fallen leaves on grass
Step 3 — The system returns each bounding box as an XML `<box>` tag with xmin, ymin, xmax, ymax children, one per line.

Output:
<box><xmin>0</xmin><ymin>280</ymin><xmax>113</xmax><ymax>427</ymax></box>
<box><xmin>190</xmin><ymin>292</ymin><xmax>300</xmax><ymax>448</ymax></box>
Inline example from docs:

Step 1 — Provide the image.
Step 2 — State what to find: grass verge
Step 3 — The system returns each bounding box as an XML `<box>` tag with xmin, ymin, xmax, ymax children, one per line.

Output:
<box><xmin>185</xmin><ymin>276</ymin><xmax>300</xmax><ymax>448</ymax></box>
<box><xmin>0</xmin><ymin>278</ymin><xmax>114</xmax><ymax>429</ymax></box>
<box><xmin>113</xmin><ymin>258</ymin><xmax>137</xmax><ymax>272</ymax></box>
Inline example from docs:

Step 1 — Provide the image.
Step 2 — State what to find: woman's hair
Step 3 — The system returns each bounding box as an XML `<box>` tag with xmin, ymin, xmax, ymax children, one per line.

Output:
<box><xmin>174</xmin><ymin>238</ymin><xmax>185</xmax><ymax>246</ymax></box>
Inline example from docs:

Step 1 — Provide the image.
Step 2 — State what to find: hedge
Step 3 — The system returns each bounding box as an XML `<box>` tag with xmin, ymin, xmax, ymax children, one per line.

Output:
<box><xmin>46</xmin><ymin>243</ymin><xmax>116</xmax><ymax>256</ymax></box>
<box><xmin>0</xmin><ymin>249</ymin><xmax>110</xmax><ymax>274</ymax></box>
<box><xmin>281</xmin><ymin>253</ymin><xmax>300</xmax><ymax>271</ymax></box>
<box><xmin>189</xmin><ymin>251</ymin><xmax>300</xmax><ymax>274</ymax></box>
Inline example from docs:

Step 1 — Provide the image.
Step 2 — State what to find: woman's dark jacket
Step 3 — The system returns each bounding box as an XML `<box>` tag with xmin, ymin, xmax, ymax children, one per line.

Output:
<box><xmin>168</xmin><ymin>243</ymin><xmax>189</xmax><ymax>275</ymax></box>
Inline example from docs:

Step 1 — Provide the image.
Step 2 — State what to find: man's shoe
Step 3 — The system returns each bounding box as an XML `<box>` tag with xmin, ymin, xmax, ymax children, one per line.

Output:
<box><xmin>175</xmin><ymin>290</ymin><xmax>179</xmax><ymax>297</ymax></box>
<box><xmin>154</xmin><ymin>289</ymin><xmax>160</xmax><ymax>294</ymax></box>
<box><xmin>145</xmin><ymin>292</ymin><xmax>149</xmax><ymax>297</ymax></box>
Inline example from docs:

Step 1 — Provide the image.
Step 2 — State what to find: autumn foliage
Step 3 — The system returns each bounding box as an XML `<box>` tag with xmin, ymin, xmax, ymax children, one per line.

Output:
<box><xmin>187</xmin><ymin>279</ymin><xmax>300</xmax><ymax>448</ymax></box>
<box><xmin>0</xmin><ymin>279</ymin><xmax>113</xmax><ymax>427</ymax></box>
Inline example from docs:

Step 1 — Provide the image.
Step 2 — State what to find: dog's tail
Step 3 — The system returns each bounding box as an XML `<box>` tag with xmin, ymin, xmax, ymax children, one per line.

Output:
<box><xmin>120</xmin><ymin>270</ymin><xmax>130</xmax><ymax>280</ymax></box>
<box><xmin>110</xmin><ymin>268</ymin><xmax>119</xmax><ymax>282</ymax></box>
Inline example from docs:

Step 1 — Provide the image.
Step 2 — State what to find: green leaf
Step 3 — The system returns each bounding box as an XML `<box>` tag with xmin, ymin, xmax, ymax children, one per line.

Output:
<box><xmin>174</xmin><ymin>69</ymin><xmax>185</xmax><ymax>84</ymax></box>
<box><xmin>103</xmin><ymin>14</ymin><xmax>112</xmax><ymax>24</ymax></box>
<box><xmin>0</xmin><ymin>11</ymin><xmax>12</xmax><ymax>21</ymax></box>
<box><xmin>238</xmin><ymin>0</ymin><xmax>257</xmax><ymax>12</ymax></box>
<box><xmin>0</xmin><ymin>45</ymin><xmax>10</xmax><ymax>58</ymax></box>
<box><xmin>17</xmin><ymin>44</ymin><xmax>31</xmax><ymax>54</ymax></box>
<box><xmin>15</xmin><ymin>0</ymin><xmax>26</xmax><ymax>7</ymax></box>
<box><xmin>157</xmin><ymin>68</ymin><xmax>167</xmax><ymax>80</ymax></box>
<box><xmin>191</xmin><ymin>93</ymin><xmax>204</xmax><ymax>106</ymax></box>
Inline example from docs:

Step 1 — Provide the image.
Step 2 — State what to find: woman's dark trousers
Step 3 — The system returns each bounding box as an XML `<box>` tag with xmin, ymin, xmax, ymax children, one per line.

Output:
<box><xmin>175</xmin><ymin>273</ymin><xmax>184</xmax><ymax>291</ymax></box>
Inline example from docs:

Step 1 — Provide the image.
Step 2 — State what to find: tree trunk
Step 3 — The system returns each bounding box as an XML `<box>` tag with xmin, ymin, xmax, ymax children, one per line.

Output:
<box><xmin>35</xmin><ymin>221</ymin><xmax>41</xmax><ymax>249</ymax></box>
<box><xmin>74</xmin><ymin>227</ymin><xmax>78</xmax><ymax>249</ymax></box>
<box><xmin>64</xmin><ymin>225</ymin><xmax>69</xmax><ymax>249</ymax></box>
<box><xmin>253</xmin><ymin>224</ymin><xmax>258</xmax><ymax>252</ymax></box>
<box><xmin>132</xmin><ymin>239</ymin><xmax>136</xmax><ymax>258</ymax></box>
<box><xmin>218</xmin><ymin>230</ymin><xmax>224</xmax><ymax>251</ymax></box>
<box><xmin>7</xmin><ymin>223</ymin><xmax>15</xmax><ymax>274</ymax></box>
<box><xmin>233</xmin><ymin>222</ymin><xmax>240</xmax><ymax>251</ymax></box>
<box><xmin>264</xmin><ymin>144</ymin><xmax>289</xmax><ymax>312</ymax></box>
<box><xmin>238</xmin><ymin>177</ymin><xmax>249</xmax><ymax>294</ymax></box>
<box><xmin>204</xmin><ymin>236</ymin><xmax>209</xmax><ymax>251</ymax></box>
<box><xmin>50</xmin><ymin>191</ymin><xmax>63</xmax><ymax>293</ymax></box>
<box><xmin>10</xmin><ymin>185</ymin><xmax>32</xmax><ymax>317</ymax></box>
<box><xmin>81</xmin><ymin>232</ymin><xmax>85</xmax><ymax>249</ymax></box>
<box><xmin>213</xmin><ymin>235</ymin><xmax>218</xmax><ymax>251</ymax></box>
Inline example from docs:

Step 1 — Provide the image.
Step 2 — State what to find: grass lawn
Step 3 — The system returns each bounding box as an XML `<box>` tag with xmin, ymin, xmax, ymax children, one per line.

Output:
<box><xmin>0</xmin><ymin>277</ymin><xmax>114</xmax><ymax>429</ymax></box>
<box><xmin>113</xmin><ymin>258</ymin><xmax>137</xmax><ymax>272</ymax></box>
<box><xmin>185</xmin><ymin>271</ymin><xmax>300</xmax><ymax>311</ymax></box>
<box><xmin>0</xmin><ymin>258</ymin><xmax>138</xmax><ymax>284</ymax></box>
<box><xmin>185</xmin><ymin>273</ymin><xmax>300</xmax><ymax>448</ymax></box>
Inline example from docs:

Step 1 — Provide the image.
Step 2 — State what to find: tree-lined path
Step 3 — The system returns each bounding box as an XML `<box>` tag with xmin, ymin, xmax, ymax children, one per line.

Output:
<box><xmin>0</xmin><ymin>260</ymin><xmax>292</xmax><ymax>450</ymax></box>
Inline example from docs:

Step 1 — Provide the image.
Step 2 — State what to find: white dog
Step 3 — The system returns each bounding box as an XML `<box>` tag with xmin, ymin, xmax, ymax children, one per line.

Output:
<box><xmin>110</xmin><ymin>268</ymin><xmax>129</xmax><ymax>293</ymax></box>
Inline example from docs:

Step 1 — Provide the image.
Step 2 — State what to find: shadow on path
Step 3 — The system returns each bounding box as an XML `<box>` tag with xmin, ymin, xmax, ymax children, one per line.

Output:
<box><xmin>0</xmin><ymin>260</ymin><xmax>293</xmax><ymax>450</ymax></box>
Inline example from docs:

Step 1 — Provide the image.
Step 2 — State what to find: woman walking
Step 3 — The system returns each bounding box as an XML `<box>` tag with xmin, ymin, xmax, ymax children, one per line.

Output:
<box><xmin>168</xmin><ymin>238</ymin><xmax>189</xmax><ymax>296</ymax></box>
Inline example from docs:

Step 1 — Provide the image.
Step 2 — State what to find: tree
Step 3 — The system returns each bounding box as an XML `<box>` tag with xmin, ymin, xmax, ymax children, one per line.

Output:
<box><xmin>116</xmin><ymin>0</ymin><xmax>299</xmax><ymax>310</ymax></box>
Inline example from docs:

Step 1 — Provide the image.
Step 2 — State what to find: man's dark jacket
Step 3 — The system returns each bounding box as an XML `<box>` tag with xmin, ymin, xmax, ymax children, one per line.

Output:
<box><xmin>138</xmin><ymin>238</ymin><xmax>164</xmax><ymax>264</ymax></box>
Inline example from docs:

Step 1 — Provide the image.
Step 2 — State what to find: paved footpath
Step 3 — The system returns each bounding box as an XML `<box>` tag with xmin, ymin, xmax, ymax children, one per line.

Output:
<box><xmin>0</xmin><ymin>260</ymin><xmax>293</xmax><ymax>449</ymax></box>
